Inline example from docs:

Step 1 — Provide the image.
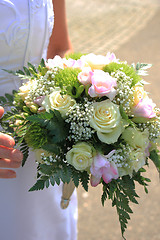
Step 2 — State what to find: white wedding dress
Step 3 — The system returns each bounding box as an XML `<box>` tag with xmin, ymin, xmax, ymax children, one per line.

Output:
<box><xmin>0</xmin><ymin>1</ymin><xmax>78</xmax><ymax>240</ymax></box>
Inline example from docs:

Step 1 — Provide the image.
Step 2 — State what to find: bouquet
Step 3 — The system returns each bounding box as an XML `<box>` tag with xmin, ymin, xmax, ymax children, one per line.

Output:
<box><xmin>1</xmin><ymin>52</ymin><xmax>160</xmax><ymax>239</ymax></box>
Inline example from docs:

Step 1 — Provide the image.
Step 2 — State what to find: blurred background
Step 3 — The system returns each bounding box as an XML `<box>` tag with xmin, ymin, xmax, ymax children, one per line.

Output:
<box><xmin>66</xmin><ymin>0</ymin><xmax>160</xmax><ymax>239</ymax></box>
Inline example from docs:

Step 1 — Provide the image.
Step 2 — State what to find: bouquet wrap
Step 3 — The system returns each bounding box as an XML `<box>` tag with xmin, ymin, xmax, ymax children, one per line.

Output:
<box><xmin>0</xmin><ymin>52</ymin><xmax>160</xmax><ymax>239</ymax></box>
<box><xmin>61</xmin><ymin>180</ymin><xmax>75</xmax><ymax>209</ymax></box>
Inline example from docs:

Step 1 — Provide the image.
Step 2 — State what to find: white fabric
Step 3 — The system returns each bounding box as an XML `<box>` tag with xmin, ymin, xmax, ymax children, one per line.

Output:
<box><xmin>0</xmin><ymin>1</ymin><xmax>78</xmax><ymax>240</ymax></box>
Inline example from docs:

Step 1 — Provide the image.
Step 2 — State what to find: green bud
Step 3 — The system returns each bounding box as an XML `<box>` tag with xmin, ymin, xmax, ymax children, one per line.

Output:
<box><xmin>23</xmin><ymin>106</ymin><xmax>31</xmax><ymax>113</ymax></box>
<box><xmin>30</xmin><ymin>105</ymin><xmax>38</xmax><ymax>113</ymax></box>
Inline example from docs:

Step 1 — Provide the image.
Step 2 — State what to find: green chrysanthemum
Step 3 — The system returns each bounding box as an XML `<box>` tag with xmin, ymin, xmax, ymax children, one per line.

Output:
<box><xmin>54</xmin><ymin>68</ymin><xmax>84</xmax><ymax>98</ymax></box>
<box><xmin>65</xmin><ymin>52</ymin><xmax>84</xmax><ymax>60</ymax></box>
<box><xmin>103</xmin><ymin>62</ymin><xmax>141</xmax><ymax>86</ymax></box>
<box><xmin>25</xmin><ymin>124</ymin><xmax>48</xmax><ymax>149</ymax></box>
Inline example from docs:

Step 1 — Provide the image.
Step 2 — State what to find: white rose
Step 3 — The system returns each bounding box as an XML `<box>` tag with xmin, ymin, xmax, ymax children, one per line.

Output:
<box><xmin>42</xmin><ymin>90</ymin><xmax>76</xmax><ymax>117</ymax></box>
<box><xmin>66</xmin><ymin>142</ymin><xmax>94</xmax><ymax>171</ymax></box>
<box><xmin>90</xmin><ymin>99</ymin><xmax>127</xmax><ymax>144</ymax></box>
<box><xmin>18</xmin><ymin>80</ymin><xmax>37</xmax><ymax>101</ymax></box>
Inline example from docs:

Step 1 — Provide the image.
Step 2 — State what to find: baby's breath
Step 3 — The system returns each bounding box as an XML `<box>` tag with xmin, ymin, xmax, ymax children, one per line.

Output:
<box><xmin>65</xmin><ymin>98</ymin><xmax>95</xmax><ymax>142</ymax></box>
<box><xmin>109</xmin><ymin>144</ymin><xmax>131</xmax><ymax>169</ymax></box>
<box><xmin>137</xmin><ymin>117</ymin><xmax>160</xmax><ymax>142</ymax></box>
<box><xmin>25</xmin><ymin>70</ymin><xmax>56</xmax><ymax>102</ymax></box>
<box><xmin>112</xmin><ymin>70</ymin><xmax>133</xmax><ymax>113</ymax></box>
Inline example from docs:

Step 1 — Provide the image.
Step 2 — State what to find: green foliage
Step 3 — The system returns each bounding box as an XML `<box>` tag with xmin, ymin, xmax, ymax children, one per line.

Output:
<box><xmin>27</xmin><ymin>110</ymin><xmax>68</xmax><ymax>144</ymax></box>
<box><xmin>29</xmin><ymin>159</ymin><xmax>90</xmax><ymax>193</ymax></box>
<box><xmin>119</xmin><ymin>105</ymin><xmax>135</xmax><ymax>127</ymax></box>
<box><xmin>19</xmin><ymin>140</ymin><xmax>29</xmax><ymax>166</ymax></box>
<box><xmin>103</xmin><ymin>62</ymin><xmax>142</xmax><ymax>86</ymax></box>
<box><xmin>41</xmin><ymin>143</ymin><xmax>60</xmax><ymax>155</ymax></box>
<box><xmin>101</xmin><ymin>176</ymin><xmax>140</xmax><ymax>239</ymax></box>
<box><xmin>4</xmin><ymin>58</ymin><xmax>48</xmax><ymax>82</ymax></box>
<box><xmin>29</xmin><ymin>178</ymin><xmax>48</xmax><ymax>191</ymax></box>
<box><xmin>132</xmin><ymin>62</ymin><xmax>152</xmax><ymax>76</ymax></box>
<box><xmin>133</xmin><ymin>168</ymin><xmax>151</xmax><ymax>194</ymax></box>
<box><xmin>13</xmin><ymin>92</ymin><xmax>25</xmax><ymax>109</ymax></box>
<box><xmin>66</xmin><ymin>82</ymin><xmax>84</xmax><ymax>99</ymax></box>
<box><xmin>149</xmin><ymin>150</ymin><xmax>160</xmax><ymax>173</ymax></box>
<box><xmin>0</xmin><ymin>91</ymin><xmax>16</xmax><ymax>107</ymax></box>
<box><xmin>65</xmin><ymin>52</ymin><xmax>84</xmax><ymax>60</ymax></box>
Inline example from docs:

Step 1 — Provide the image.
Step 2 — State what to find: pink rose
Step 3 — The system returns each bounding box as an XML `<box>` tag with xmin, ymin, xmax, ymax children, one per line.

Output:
<box><xmin>90</xmin><ymin>151</ymin><xmax>119</xmax><ymax>187</ymax></box>
<box><xmin>46</xmin><ymin>56</ymin><xmax>64</xmax><ymax>69</ymax></box>
<box><xmin>78</xmin><ymin>67</ymin><xmax>92</xmax><ymax>85</ymax></box>
<box><xmin>106</xmin><ymin>52</ymin><xmax>119</xmax><ymax>63</ymax></box>
<box><xmin>34</xmin><ymin>96</ymin><xmax>45</xmax><ymax>106</ymax></box>
<box><xmin>132</xmin><ymin>97</ymin><xmax>156</xmax><ymax>119</ymax></box>
<box><xmin>63</xmin><ymin>58</ymin><xmax>84</xmax><ymax>69</ymax></box>
<box><xmin>88</xmin><ymin>70</ymin><xmax>117</xmax><ymax>100</ymax></box>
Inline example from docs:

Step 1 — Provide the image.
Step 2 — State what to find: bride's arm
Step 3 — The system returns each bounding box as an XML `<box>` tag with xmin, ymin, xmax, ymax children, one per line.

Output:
<box><xmin>47</xmin><ymin>0</ymin><xmax>73</xmax><ymax>58</ymax></box>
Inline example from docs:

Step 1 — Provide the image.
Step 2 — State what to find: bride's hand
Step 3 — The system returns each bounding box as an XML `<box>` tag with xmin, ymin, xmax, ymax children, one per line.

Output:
<box><xmin>0</xmin><ymin>106</ymin><xmax>23</xmax><ymax>178</ymax></box>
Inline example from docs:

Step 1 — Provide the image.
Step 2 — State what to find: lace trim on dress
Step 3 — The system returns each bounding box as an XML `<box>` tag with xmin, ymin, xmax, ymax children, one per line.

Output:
<box><xmin>30</xmin><ymin>0</ymin><xmax>47</xmax><ymax>13</ymax></box>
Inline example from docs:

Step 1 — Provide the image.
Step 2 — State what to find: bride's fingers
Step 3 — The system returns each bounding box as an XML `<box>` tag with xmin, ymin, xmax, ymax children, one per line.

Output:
<box><xmin>0</xmin><ymin>158</ymin><xmax>21</xmax><ymax>168</ymax></box>
<box><xmin>0</xmin><ymin>169</ymin><xmax>16</xmax><ymax>178</ymax></box>
<box><xmin>0</xmin><ymin>146</ymin><xmax>23</xmax><ymax>162</ymax></box>
<box><xmin>0</xmin><ymin>106</ymin><xmax>4</xmax><ymax>118</ymax></box>
<box><xmin>0</xmin><ymin>133</ymin><xmax>15</xmax><ymax>148</ymax></box>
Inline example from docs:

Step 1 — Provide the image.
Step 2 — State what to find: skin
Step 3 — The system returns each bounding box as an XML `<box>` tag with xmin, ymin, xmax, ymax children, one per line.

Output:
<box><xmin>47</xmin><ymin>0</ymin><xmax>73</xmax><ymax>58</ymax></box>
<box><xmin>0</xmin><ymin>0</ymin><xmax>72</xmax><ymax>178</ymax></box>
<box><xmin>0</xmin><ymin>107</ymin><xmax>23</xmax><ymax>178</ymax></box>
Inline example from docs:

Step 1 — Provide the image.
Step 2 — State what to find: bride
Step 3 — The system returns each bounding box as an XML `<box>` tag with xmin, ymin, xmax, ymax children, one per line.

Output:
<box><xmin>0</xmin><ymin>0</ymin><xmax>77</xmax><ymax>239</ymax></box>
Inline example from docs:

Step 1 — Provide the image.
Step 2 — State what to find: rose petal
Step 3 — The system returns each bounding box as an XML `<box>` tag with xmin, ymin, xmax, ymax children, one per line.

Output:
<box><xmin>90</xmin><ymin>174</ymin><xmax>101</xmax><ymax>187</ymax></box>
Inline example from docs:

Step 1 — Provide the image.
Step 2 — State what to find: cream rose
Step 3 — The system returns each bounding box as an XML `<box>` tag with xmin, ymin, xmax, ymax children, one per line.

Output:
<box><xmin>118</xmin><ymin>149</ymin><xmax>146</xmax><ymax>177</ymax></box>
<box><xmin>18</xmin><ymin>80</ymin><xmax>37</xmax><ymax>101</ymax></box>
<box><xmin>122</xmin><ymin>127</ymin><xmax>149</xmax><ymax>151</ymax></box>
<box><xmin>42</xmin><ymin>90</ymin><xmax>76</xmax><ymax>117</ymax></box>
<box><xmin>90</xmin><ymin>100</ymin><xmax>127</xmax><ymax>144</ymax></box>
<box><xmin>129</xmin><ymin>149</ymin><xmax>146</xmax><ymax>172</ymax></box>
<box><xmin>34</xmin><ymin>149</ymin><xmax>50</xmax><ymax>163</ymax></box>
<box><xmin>131</xmin><ymin>85</ymin><xmax>147</xmax><ymax>106</ymax></box>
<box><xmin>80</xmin><ymin>53</ymin><xmax>118</xmax><ymax>70</ymax></box>
<box><xmin>66</xmin><ymin>142</ymin><xmax>94</xmax><ymax>171</ymax></box>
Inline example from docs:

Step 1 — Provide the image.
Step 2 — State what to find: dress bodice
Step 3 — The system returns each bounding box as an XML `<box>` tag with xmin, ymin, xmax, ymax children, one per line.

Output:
<box><xmin>0</xmin><ymin>3</ymin><xmax>78</xmax><ymax>240</ymax></box>
<box><xmin>0</xmin><ymin>0</ymin><xmax>54</xmax><ymax>92</ymax></box>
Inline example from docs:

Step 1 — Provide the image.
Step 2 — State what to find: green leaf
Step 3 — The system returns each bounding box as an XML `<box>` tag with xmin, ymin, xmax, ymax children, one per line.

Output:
<box><xmin>0</xmin><ymin>96</ymin><xmax>7</xmax><ymax>104</ymax></box>
<box><xmin>80</xmin><ymin>171</ymin><xmax>89</xmax><ymax>191</ymax></box>
<box><xmin>20</xmin><ymin>141</ymin><xmax>29</xmax><ymax>166</ymax></box>
<box><xmin>29</xmin><ymin>179</ymin><xmax>45</xmax><ymax>191</ymax></box>
<box><xmin>23</xmin><ymin>66</ymin><xmax>31</xmax><ymax>76</ymax></box>
<box><xmin>45</xmin><ymin>179</ymin><xmax>50</xmax><ymax>188</ymax></box>
<box><xmin>40</xmin><ymin>58</ymin><xmax>45</xmax><ymax>67</ymax></box>
<box><xmin>53</xmin><ymin>171</ymin><xmax>61</xmax><ymax>185</ymax></box>
<box><xmin>39</xmin><ymin>164</ymin><xmax>53</xmax><ymax>175</ymax></box>
<box><xmin>5</xmin><ymin>93</ymin><xmax>14</xmax><ymax>103</ymax></box>
<box><xmin>42</xmin><ymin>143</ymin><xmax>60</xmax><ymax>155</ymax></box>
<box><xmin>50</xmin><ymin>176</ymin><xmax>55</xmax><ymax>186</ymax></box>
<box><xmin>150</xmin><ymin>150</ymin><xmax>160</xmax><ymax>172</ymax></box>
<box><xmin>27</xmin><ymin>62</ymin><xmax>37</xmax><ymax>73</ymax></box>
<box><xmin>119</xmin><ymin>105</ymin><xmax>134</xmax><ymax>127</ymax></box>
<box><xmin>72</xmin><ymin>171</ymin><xmax>80</xmax><ymax>187</ymax></box>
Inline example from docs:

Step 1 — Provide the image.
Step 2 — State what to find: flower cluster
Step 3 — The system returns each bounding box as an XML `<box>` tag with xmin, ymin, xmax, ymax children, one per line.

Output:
<box><xmin>1</xmin><ymin>52</ymin><xmax>160</xmax><ymax>239</ymax></box>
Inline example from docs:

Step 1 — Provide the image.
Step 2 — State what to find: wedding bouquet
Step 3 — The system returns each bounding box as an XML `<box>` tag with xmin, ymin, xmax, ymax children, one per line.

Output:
<box><xmin>1</xmin><ymin>52</ymin><xmax>160</xmax><ymax>239</ymax></box>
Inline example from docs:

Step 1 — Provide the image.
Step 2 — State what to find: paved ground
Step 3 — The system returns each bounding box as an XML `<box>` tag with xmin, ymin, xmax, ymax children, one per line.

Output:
<box><xmin>66</xmin><ymin>0</ymin><xmax>160</xmax><ymax>239</ymax></box>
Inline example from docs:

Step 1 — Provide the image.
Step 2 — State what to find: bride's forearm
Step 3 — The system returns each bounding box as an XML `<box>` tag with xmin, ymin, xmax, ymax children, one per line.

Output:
<box><xmin>47</xmin><ymin>0</ymin><xmax>73</xmax><ymax>59</ymax></box>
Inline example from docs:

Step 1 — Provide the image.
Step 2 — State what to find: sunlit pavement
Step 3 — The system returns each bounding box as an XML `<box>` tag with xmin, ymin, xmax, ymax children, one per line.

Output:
<box><xmin>66</xmin><ymin>1</ymin><xmax>160</xmax><ymax>239</ymax></box>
